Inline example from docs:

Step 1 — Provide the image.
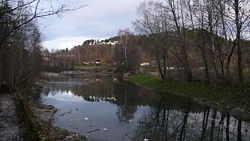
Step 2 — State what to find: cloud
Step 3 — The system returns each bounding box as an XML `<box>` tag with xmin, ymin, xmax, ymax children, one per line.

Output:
<box><xmin>42</xmin><ymin>36</ymin><xmax>105</xmax><ymax>51</ymax></box>
<box><xmin>39</xmin><ymin>0</ymin><xmax>146</xmax><ymax>50</ymax></box>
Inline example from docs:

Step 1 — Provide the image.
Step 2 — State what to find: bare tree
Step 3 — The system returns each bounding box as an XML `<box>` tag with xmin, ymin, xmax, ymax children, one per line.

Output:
<box><xmin>115</xmin><ymin>29</ymin><xmax>140</xmax><ymax>73</ymax></box>
<box><xmin>0</xmin><ymin>0</ymin><xmax>85</xmax><ymax>91</ymax></box>
<box><xmin>167</xmin><ymin>0</ymin><xmax>194</xmax><ymax>81</ymax></box>
<box><xmin>118</xmin><ymin>29</ymin><xmax>130</xmax><ymax>72</ymax></box>
<box><xmin>228</xmin><ymin>0</ymin><xmax>250</xmax><ymax>81</ymax></box>
<box><xmin>0</xmin><ymin>0</ymin><xmax>85</xmax><ymax>45</ymax></box>
<box><xmin>134</xmin><ymin>1</ymin><xmax>171</xmax><ymax>79</ymax></box>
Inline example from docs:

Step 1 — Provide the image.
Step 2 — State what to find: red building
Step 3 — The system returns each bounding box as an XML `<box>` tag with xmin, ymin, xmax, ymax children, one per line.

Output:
<box><xmin>82</xmin><ymin>60</ymin><xmax>101</xmax><ymax>66</ymax></box>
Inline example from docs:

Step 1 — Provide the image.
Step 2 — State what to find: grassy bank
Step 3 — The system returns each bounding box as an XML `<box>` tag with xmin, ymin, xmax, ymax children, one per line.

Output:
<box><xmin>129</xmin><ymin>75</ymin><xmax>250</xmax><ymax>109</ymax></box>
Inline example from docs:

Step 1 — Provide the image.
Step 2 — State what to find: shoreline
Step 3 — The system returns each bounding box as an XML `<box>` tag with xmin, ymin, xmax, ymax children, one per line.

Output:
<box><xmin>15</xmin><ymin>93</ymin><xmax>87</xmax><ymax>141</ymax></box>
<box><xmin>14</xmin><ymin>71</ymin><xmax>250</xmax><ymax>140</ymax></box>
<box><xmin>128</xmin><ymin>74</ymin><xmax>250</xmax><ymax>121</ymax></box>
<box><xmin>13</xmin><ymin>72</ymin><xmax>89</xmax><ymax>141</ymax></box>
<box><xmin>27</xmin><ymin>70</ymin><xmax>114</xmax><ymax>141</ymax></box>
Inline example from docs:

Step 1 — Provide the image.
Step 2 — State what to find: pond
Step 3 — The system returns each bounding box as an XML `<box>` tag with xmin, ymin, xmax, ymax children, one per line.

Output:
<box><xmin>39</xmin><ymin>74</ymin><xmax>250</xmax><ymax>141</ymax></box>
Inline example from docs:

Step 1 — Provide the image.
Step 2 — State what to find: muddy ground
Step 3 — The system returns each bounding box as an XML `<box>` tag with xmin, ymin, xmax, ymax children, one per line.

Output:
<box><xmin>0</xmin><ymin>94</ymin><xmax>23</xmax><ymax>141</ymax></box>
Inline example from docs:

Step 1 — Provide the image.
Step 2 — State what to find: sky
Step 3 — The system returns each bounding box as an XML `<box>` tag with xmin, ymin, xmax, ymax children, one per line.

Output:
<box><xmin>38</xmin><ymin>0</ymin><xmax>145</xmax><ymax>51</ymax></box>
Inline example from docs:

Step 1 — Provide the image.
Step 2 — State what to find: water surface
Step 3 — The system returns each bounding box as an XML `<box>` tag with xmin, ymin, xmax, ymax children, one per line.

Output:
<box><xmin>40</xmin><ymin>75</ymin><xmax>250</xmax><ymax>141</ymax></box>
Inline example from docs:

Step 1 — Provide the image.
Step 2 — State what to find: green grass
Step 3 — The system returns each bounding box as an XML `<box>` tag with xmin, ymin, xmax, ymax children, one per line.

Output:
<box><xmin>74</xmin><ymin>65</ymin><xmax>102</xmax><ymax>70</ymax></box>
<box><xmin>129</xmin><ymin>74</ymin><xmax>250</xmax><ymax>109</ymax></box>
<box><xmin>113</xmin><ymin>73</ymin><xmax>122</xmax><ymax>77</ymax></box>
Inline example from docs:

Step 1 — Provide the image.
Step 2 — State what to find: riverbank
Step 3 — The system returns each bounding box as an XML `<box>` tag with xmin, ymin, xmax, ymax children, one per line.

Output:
<box><xmin>129</xmin><ymin>75</ymin><xmax>250</xmax><ymax>119</ymax></box>
<box><xmin>14</xmin><ymin>92</ymin><xmax>88</xmax><ymax>141</ymax></box>
<box><xmin>13</xmin><ymin>71</ymin><xmax>250</xmax><ymax>140</ymax></box>
<box><xmin>27</xmin><ymin>71</ymin><xmax>113</xmax><ymax>141</ymax></box>
<box><xmin>10</xmin><ymin>72</ymin><xmax>90</xmax><ymax>141</ymax></box>
<box><xmin>0</xmin><ymin>93</ymin><xmax>23</xmax><ymax>141</ymax></box>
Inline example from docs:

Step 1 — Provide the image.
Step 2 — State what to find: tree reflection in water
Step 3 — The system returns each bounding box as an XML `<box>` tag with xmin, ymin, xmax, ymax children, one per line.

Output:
<box><xmin>37</xmin><ymin>75</ymin><xmax>250</xmax><ymax>141</ymax></box>
<box><xmin>134</xmin><ymin>97</ymin><xmax>249</xmax><ymax>141</ymax></box>
<box><xmin>115</xmin><ymin>81</ymin><xmax>137</xmax><ymax>123</ymax></box>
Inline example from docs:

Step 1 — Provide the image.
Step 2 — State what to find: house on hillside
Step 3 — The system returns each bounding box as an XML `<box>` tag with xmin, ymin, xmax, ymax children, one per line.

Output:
<box><xmin>82</xmin><ymin>60</ymin><xmax>101</xmax><ymax>66</ymax></box>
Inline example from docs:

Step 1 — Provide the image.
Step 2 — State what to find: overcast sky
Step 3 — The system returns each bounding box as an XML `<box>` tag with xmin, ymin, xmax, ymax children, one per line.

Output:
<box><xmin>39</xmin><ymin>0</ymin><xmax>145</xmax><ymax>51</ymax></box>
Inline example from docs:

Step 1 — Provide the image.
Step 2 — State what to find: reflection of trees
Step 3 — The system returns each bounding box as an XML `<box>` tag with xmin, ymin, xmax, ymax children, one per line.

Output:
<box><xmin>41</xmin><ymin>77</ymin><xmax>159</xmax><ymax>123</ymax></box>
<box><xmin>117</xmin><ymin>105</ymin><xmax>136</xmax><ymax>123</ymax></box>
<box><xmin>226</xmin><ymin>115</ymin><xmax>230</xmax><ymax>141</ymax></box>
<box><xmin>113</xmin><ymin>80</ymin><xmax>163</xmax><ymax>123</ymax></box>
<box><xmin>38</xmin><ymin>76</ymin><xmax>249</xmax><ymax>140</ymax></box>
<box><xmin>133</xmin><ymin>98</ymin><xmax>191</xmax><ymax>141</ymax></box>
<box><xmin>237</xmin><ymin>120</ymin><xmax>242</xmax><ymax>141</ymax></box>
<box><xmin>69</xmin><ymin>79</ymin><xmax>160</xmax><ymax>123</ymax></box>
<box><xmin>133</xmin><ymin>97</ymin><xmax>249</xmax><ymax>141</ymax></box>
<box><xmin>115</xmin><ymin>81</ymin><xmax>137</xmax><ymax>123</ymax></box>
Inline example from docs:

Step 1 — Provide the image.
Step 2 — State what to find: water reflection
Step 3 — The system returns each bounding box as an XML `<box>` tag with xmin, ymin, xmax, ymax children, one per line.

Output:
<box><xmin>134</xmin><ymin>97</ymin><xmax>250</xmax><ymax>141</ymax></box>
<box><xmin>40</xmin><ymin>76</ymin><xmax>250</xmax><ymax>141</ymax></box>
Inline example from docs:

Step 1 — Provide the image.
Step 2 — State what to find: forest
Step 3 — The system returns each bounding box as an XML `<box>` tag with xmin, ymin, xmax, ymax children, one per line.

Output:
<box><xmin>1</xmin><ymin>0</ymin><xmax>250</xmax><ymax>141</ymax></box>
<box><xmin>2</xmin><ymin>0</ymin><xmax>250</xmax><ymax>93</ymax></box>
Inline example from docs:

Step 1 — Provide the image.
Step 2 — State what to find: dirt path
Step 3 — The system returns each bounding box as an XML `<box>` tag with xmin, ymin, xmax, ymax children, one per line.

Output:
<box><xmin>0</xmin><ymin>94</ymin><xmax>23</xmax><ymax>141</ymax></box>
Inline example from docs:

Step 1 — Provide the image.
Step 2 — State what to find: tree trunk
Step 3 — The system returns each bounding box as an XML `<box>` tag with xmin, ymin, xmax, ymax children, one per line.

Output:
<box><xmin>169</xmin><ymin>0</ymin><xmax>193</xmax><ymax>81</ymax></box>
<box><xmin>237</xmin><ymin>120</ymin><xmax>242</xmax><ymax>141</ymax></box>
<box><xmin>199</xmin><ymin>45</ymin><xmax>210</xmax><ymax>82</ymax></box>
<box><xmin>226</xmin><ymin>115</ymin><xmax>230</xmax><ymax>141</ymax></box>
<box><xmin>0</xmin><ymin>45</ymin><xmax>2</xmax><ymax>90</ymax></box>
<box><xmin>226</xmin><ymin>41</ymin><xmax>236</xmax><ymax>83</ymax></box>
<box><xmin>237</xmin><ymin>39</ymin><xmax>243</xmax><ymax>81</ymax></box>
<box><xmin>155</xmin><ymin>47</ymin><xmax>164</xmax><ymax>79</ymax></box>
<box><xmin>210</xmin><ymin>110</ymin><xmax>217</xmax><ymax>141</ymax></box>
<box><xmin>235</xmin><ymin>0</ymin><xmax>243</xmax><ymax>81</ymax></box>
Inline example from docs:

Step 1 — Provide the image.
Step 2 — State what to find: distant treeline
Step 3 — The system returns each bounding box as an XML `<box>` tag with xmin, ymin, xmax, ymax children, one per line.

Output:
<box><xmin>44</xmin><ymin>0</ymin><xmax>250</xmax><ymax>84</ymax></box>
<box><xmin>43</xmin><ymin>27</ymin><xmax>250</xmax><ymax>84</ymax></box>
<box><xmin>42</xmin><ymin>30</ymin><xmax>152</xmax><ymax>73</ymax></box>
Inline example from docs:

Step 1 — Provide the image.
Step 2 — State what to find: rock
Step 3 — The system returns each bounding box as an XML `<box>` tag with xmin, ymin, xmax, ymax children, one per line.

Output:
<box><xmin>123</xmin><ymin>73</ymin><xmax>131</xmax><ymax>79</ymax></box>
<box><xmin>113</xmin><ymin>77</ymin><xmax>118</xmax><ymax>81</ymax></box>
<box><xmin>42</xmin><ymin>72</ymin><xmax>59</xmax><ymax>78</ymax></box>
<box><xmin>32</xmin><ymin>106</ymin><xmax>57</xmax><ymax>122</ymax></box>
